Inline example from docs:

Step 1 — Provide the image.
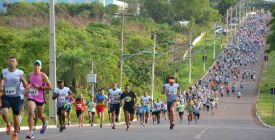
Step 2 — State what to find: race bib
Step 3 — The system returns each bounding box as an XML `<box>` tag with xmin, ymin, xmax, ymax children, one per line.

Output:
<box><xmin>58</xmin><ymin>97</ymin><xmax>66</xmax><ymax>103</ymax></box>
<box><xmin>5</xmin><ymin>87</ymin><xmax>16</xmax><ymax>96</ymax></box>
<box><xmin>29</xmin><ymin>88</ymin><xmax>38</xmax><ymax>96</ymax></box>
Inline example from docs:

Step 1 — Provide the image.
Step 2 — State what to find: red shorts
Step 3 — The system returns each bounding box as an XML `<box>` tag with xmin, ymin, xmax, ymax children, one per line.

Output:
<box><xmin>96</xmin><ymin>105</ymin><xmax>105</xmax><ymax>113</ymax></box>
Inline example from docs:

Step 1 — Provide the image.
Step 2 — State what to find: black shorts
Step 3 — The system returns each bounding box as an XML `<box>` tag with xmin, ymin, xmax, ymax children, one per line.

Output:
<box><xmin>76</xmin><ymin>110</ymin><xmax>83</xmax><ymax>118</ymax></box>
<box><xmin>123</xmin><ymin>106</ymin><xmax>135</xmax><ymax>114</ymax></box>
<box><xmin>152</xmin><ymin>111</ymin><xmax>161</xmax><ymax>116</ymax></box>
<box><xmin>109</xmin><ymin>103</ymin><xmax>120</xmax><ymax>115</ymax></box>
<box><xmin>19</xmin><ymin>99</ymin><xmax>24</xmax><ymax>111</ymax></box>
<box><xmin>178</xmin><ymin>112</ymin><xmax>184</xmax><ymax>116</ymax></box>
<box><xmin>167</xmin><ymin>100</ymin><xmax>177</xmax><ymax>112</ymax></box>
<box><xmin>27</xmin><ymin>99</ymin><xmax>45</xmax><ymax>106</ymax></box>
<box><xmin>1</xmin><ymin>95</ymin><xmax>22</xmax><ymax>115</ymax></box>
<box><xmin>57</xmin><ymin>106</ymin><xmax>66</xmax><ymax>116</ymax></box>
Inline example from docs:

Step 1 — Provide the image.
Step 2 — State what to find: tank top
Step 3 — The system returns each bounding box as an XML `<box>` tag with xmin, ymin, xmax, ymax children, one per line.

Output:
<box><xmin>75</xmin><ymin>98</ymin><xmax>84</xmax><ymax>111</ymax></box>
<box><xmin>28</xmin><ymin>72</ymin><xmax>45</xmax><ymax>103</ymax></box>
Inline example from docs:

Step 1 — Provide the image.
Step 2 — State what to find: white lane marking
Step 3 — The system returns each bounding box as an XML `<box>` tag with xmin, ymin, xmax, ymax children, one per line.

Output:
<box><xmin>194</xmin><ymin>127</ymin><xmax>209</xmax><ymax>139</ymax></box>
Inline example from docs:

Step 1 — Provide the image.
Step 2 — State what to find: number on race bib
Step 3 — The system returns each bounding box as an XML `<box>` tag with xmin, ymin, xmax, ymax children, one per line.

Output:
<box><xmin>5</xmin><ymin>87</ymin><xmax>16</xmax><ymax>95</ymax></box>
<box><xmin>29</xmin><ymin>88</ymin><xmax>38</xmax><ymax>96</ymax></box>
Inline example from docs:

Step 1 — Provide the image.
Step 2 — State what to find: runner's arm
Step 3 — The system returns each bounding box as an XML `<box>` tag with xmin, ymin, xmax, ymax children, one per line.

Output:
<box><xmin>41</xmin><ymin>73</ymin><xmax>52</xmax><ymax>90</ymax></box>
<box><xmin>52</xmin><ymin>92</ymin><xmax>59</xmax><ymax>100</ymax></box>
<box><xmin>20</xmin><ymin>73</ymin><xmax>28</xmax><ymax>89</ymax></box>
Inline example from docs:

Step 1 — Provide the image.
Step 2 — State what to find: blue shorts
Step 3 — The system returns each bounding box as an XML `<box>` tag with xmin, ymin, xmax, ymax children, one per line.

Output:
<box><xmin>141</xmin><ymin>106</ymin><xmax>151</xmax><ymax>113</ymax></box>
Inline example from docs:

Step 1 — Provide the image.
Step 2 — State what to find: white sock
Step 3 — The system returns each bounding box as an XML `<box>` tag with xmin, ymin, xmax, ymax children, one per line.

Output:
<box><xmin>19</xmin><ymin>115</ymin><xmax>22</xmax><ymax>124</ymax></box>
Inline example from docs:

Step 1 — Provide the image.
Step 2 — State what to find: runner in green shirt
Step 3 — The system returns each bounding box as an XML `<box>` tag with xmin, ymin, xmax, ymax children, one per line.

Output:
<box><xmin>176</xmin><ymin>101</ymin><xmax>185</xmax><ymax>123</ymax></box>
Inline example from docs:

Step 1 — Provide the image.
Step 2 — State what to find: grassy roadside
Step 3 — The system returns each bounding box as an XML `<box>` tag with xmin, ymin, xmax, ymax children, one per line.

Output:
<box><xmin>257</xmin><ymin>50</ymin><xmax>275</xmax><ymax>126</ymax></box>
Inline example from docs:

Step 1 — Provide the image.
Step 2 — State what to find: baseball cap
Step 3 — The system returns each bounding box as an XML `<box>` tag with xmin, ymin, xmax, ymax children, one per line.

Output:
<box><xmin>34</xmin><ymin>60</ymin><xmax>42</xmax><ymax>67</ymax></box>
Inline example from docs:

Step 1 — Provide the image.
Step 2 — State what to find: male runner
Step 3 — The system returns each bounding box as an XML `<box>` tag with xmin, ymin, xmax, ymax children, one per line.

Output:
<box><xmin>163</xmin><ymin>76</ymin><xmax>180</xmax><ymax>130</ymax></box>
<box><xmin>52</xmin><ymin>80</ymin><xmax>72</xmax><ymax>132</ymax></box>
<box><xmin>0</xmin><ymin>57</ymin><xmax>28</xmax><ymax>140</ymax></box>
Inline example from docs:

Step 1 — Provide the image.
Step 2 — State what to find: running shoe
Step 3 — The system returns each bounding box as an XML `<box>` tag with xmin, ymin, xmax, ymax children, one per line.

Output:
<box><xmin>26</xmin><ymin>131</ymin><xmax>34</xmax><ymax>139</ymax></box>
<box><xmin>40</xmin><ymin>121</ymin><xmax>48</xmax><ymax>134</ymax></box>
<box><xmin>12</xmin><ymin>133</ymin><xmax>19</xmax><ymax>140</ymax></box>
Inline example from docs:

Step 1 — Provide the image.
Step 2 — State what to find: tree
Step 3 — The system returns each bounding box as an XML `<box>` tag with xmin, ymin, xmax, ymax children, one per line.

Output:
<box><xmin>105</xmin><ymin>4</ymin><xmax>119</xmax><ymax>15</ymax></box>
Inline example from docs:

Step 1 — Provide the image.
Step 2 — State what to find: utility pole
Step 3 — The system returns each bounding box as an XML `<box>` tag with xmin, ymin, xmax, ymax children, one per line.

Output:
<box><xmin>239</xmin><ymin>1</ymin><xmax>242</xmax><ymax>24</ymax></box>
<box><xmin>203</xmin><ymin>31</ymin><xmax>207</xmax><ymax>71</ymax></box>
<box><xmin>235</xmin><ymin>5</ymin><xmax>238</xmax><ymax>31</ymax></box>
<box><xmin>119</xmin><ymin>12</ymin><xmax>125</xmax><ymax>89</ymax></box>
<box><xmin>189</xmin><ymin>33</ymin><xmax>192</xmax><ymax>84</ymax></box>
<box><xmin>213</xmin><ymin>23</ymin><xmax>216</xmax><ymax>59</ymax></box>
<box><xmin>226</xmin><ymin>8</ymin><xmax>229</xmax><ymax>32</ymax></box>
<box><xmin>90</xmin><ymin>61</ymin><xmax>95</xmax><ymax>95</ymax></box>
<box><xmin>173</xmin><ymin>44</ymin><xmax>176</xmax><ymax>77</ymax></box>
<box><xmin>230</xmin><ymin>6</ymin><xmax>233</xmax><ymax>34</ymax></box>
<box><xmin>151</xmin><ymin>33</ymin><xmax>156</xmax><ymax>100</ymax></box>
<box><xmin>49</xmin><ymin>0</ymin><xmax>57</xmax><ymax>125</ymax></box>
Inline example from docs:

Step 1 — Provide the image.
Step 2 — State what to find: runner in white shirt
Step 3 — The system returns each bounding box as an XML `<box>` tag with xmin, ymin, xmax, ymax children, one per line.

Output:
<box><xmin>0</xmin><ymin>57</ymin><xmax>28</xmax><ymax>140</ymax></box>
<box><xmin>140</xmin><ymin>91</ymin><xmax>152</xmax><ymax>126</ymax></box>
<box><xmin>52</xmin><ymin>80</ymin><xmax>72</xmax><ymax>132</ymax></box>
<box><xmin>163</xmin><ymin>76</ymin><xmax>180</xmax><ymax>130</ymax></box>
<box><xmin>108</xmin><ymin>83</ymin><xmax>122</xmax><ymax>129</ymax></box>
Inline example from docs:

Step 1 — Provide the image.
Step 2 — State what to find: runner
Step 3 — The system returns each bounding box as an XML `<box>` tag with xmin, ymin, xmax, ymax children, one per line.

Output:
<box><xmin>86</xmin><ymin>95</ymin><xmax>96</xmax><ymax>126</ymax></box>
<box><xmin>65</xmin><ymin>93</ymin><xmax>74</xmax><ymax>127</ymax></box>
<box><xmin>0</xmin><ymin>57</ymin><xmax>28</xmax><ymax>140</ymax></box>
<box><xmin>75</xmin><ymin>94</ymin><xmax>85</xmax><ymax>127</ymax></box>
<box><xmin>120</xmin><ymin>85</ymin><xmax>137</xmax><ymax>130</ymax></box>
<box><xmin>161</xmin><ymin>101</ymin><xmax>167</xmax><ymax>120</ymax></box>
<box><xmin>135</xmin><ymin>103</ymin><xmax>142</xmax><ymax>124</ymax></box>
<box><xmin>176</xmin><ymin>100</ymin><xmax>185</xmax><ymax>123</ymax></box>
<box><xmin>52</xmin><ymin>80</ymin><xmax>72</xmax><ymax>132</ymax></box>
<box><xmin>108</xmin><ymin>83</ymin><xmax>122</xmax><ymax>129</ymax></box>
<box><xmin>95</xmin><ymin>88</ymin><xmax>107</xmax><ymax>128</ymax></box>
<box><xmin>186</xmin><ymin>99</ymin><xmax>194</xmax><ymax>125</ymax></box>
<box><xmin>152</xmin><ymin>98</ymin><xmax>162</xmax><ymax>125</ymax></box>
<box><xmin>140</xmin><ymin>91</ymin><xmax>152</xmax><ymax>126</ymax></box>
<box><xmin>26</xmin><ymin>60</ymin><xmax>52</xmax><ymax>139</ymax></box>
<box><xmin>193</xmin><ymin>102</ymin><xmax>201</xmax><ymax>124</ymax></box>
<box><xmin>237</xmin><ymin>90</ymin><xmax>241</xmax><ymax>102</ymax></box>
<box><xmin>163</xmin><ymin>76</ymin><xmax>180</xmax><ymax>129</ymax></box>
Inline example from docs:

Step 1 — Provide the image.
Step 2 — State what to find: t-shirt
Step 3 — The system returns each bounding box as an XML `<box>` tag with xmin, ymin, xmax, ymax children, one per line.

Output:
<box><xmin>153</xmin><ymin>102</ymin><xmax>162</xmax><ymax>112</ymax></box>
<box><xmin>176</xmin><ymin>104</ymin><xmax>185</xmax><ymax>112</ymax></box>
<box><xmin>86</xmin><ymin>100</ymin><xmax>96</xmax><ymax>112</ymax></box>
<box><xmin>54</xmin><ymin>87</ymin><xmax>71</xmax><ymax>108</ymax></box>
<box><xmin>164</xmin><ymin>83</ymin><xmax>180</xmax><ymax>102</ymax></box>
<box><xmin>187</xmin><ymin>105</ymin><xmax>193</xmax><ymax>113</ymax></box>
<box><xmin>120</xmin><ymin>91</ymin><xmax>136</xmax><ymax>107</ymax></box>
<box><xmin>75</xmin><ymin>98</ymin><xmax>84</xmax><ymax>111</ymax></box>
<box><xmin>95</xmin><ymin>94</ymin><xmax>107</xmax><ymax>105</ymax></box>
<box><xmin>141</xmin><ymin>96</ymin><xmax>151</xmax><ymax>106</ymax></box>
<box><xmin>1</xmin><ymin>68</ymin><xmax>25</xmax><ymax>97</ymax></box>
<box><xmin>194</xmin><ymin>105</ymin><xmax>200</xmax><ymax>113</ymax></box>
<box><xmin>109</xmin><ymin>88</ymin><xmax>122</xmax><ymax>104</ymax></box>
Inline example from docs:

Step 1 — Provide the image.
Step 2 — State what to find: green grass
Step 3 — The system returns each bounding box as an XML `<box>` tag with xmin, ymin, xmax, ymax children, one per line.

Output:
<box><xmin>257</xmin><ymin>50</ymin><xmax>275</xmax><ymax>126</ymax></box>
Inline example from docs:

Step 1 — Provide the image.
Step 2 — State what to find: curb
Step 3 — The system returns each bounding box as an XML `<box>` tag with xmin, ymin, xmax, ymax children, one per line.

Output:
<box><xmin>0</xmin><ymin>121</ymin><xmax>128</xmax><ymax>132</ymax></box>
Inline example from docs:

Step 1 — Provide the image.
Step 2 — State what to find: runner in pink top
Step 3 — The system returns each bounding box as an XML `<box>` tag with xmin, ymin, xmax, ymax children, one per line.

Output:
<box><xmin>28</xmin><ymin>72</ymin><xmax>46</xmax><ymax>103</ymax></box>
<box><xmin>26</xmin><ymin>60</ymin><xmax>52</xmax><ymax>139</ymax></box>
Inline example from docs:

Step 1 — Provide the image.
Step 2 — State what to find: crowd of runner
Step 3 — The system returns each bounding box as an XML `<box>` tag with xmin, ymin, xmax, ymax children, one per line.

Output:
<box><xmin>0</xmin><ymin>11</ymin><xmax>271</xmax><ymax>140</ymax></box>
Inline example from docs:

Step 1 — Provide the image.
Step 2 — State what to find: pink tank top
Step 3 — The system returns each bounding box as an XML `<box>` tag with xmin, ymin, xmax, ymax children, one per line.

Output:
<box><xmin>28</xmin><ymin>72</ymin><xmax>45</xmax><ymax>103</ymax></box>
